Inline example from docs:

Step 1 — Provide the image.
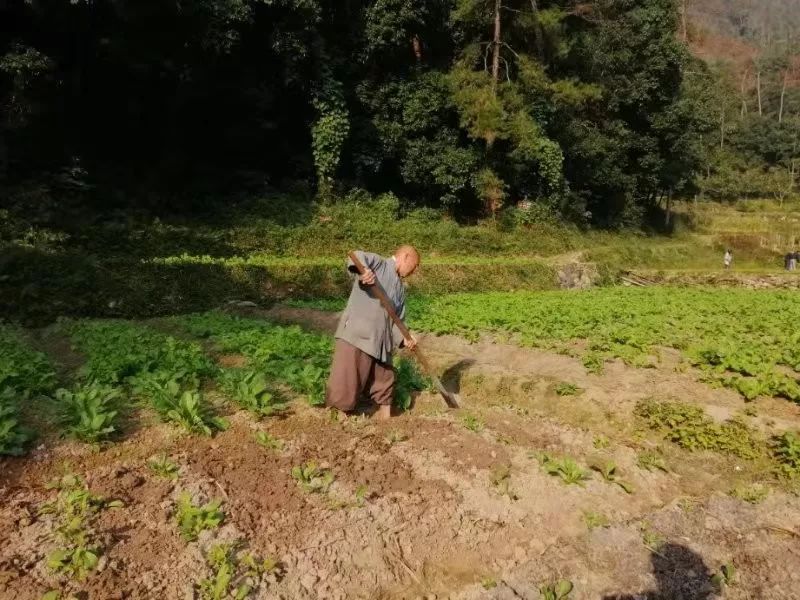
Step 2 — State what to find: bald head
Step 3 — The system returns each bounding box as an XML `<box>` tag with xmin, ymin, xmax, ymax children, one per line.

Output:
<box><xmin>394</xmin><ymin>244</ymin><xmax>420</xmax><ymax>278</ymax></box>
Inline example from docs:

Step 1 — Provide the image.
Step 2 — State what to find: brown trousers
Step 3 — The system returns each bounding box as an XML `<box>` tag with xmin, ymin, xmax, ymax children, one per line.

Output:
<box><xmin>326</xmin><ymin>339</ymin><xmax>395</xmax><ymax>411</ymax></box>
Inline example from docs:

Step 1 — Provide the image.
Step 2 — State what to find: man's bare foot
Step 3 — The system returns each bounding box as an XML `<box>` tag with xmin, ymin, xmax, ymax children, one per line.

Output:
<box><xmin>375</xmin><ymin>404</ymin><xmax>392</xmax><ymax>421</ymax></box>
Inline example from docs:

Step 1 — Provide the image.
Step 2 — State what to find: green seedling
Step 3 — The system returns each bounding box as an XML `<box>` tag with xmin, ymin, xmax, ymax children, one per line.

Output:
<box><xmin>711</xmin><ymin>563</ymin><xmax>737</xmax><ymax>590</ymax></box>
<box><xmin>355</xmin><ymin>484</ymin><xmax>369</xmax><ymax>507</ymax></box>
<box><xmin>540</xmin><ymin>579</ymin><xmax>573</xmax><ymax>600</ymax></box>
<box><xmin>592</xmin><ymin>435</ymin><xmax>610</xmax><ymax>450</ymax></box>
<box><xmin>636</xmin><ymin>449</ymin><xmax>669</xmax><ymax>473</ymax></box>
<box><xmin>583</xmin><ymin>511</ymin><xmax>610</xmax><ymax>530</ymax></box>
<box><xmin>385</xmin><ymin>429</ymin><xmax>408</xmax><ymax>445</ymax></box>
<box><xmin>147</xmin><ymin>454</ymin><xmax>179</xmax><ymax>479</ymax></box>
<box><xmin>291</xmin><ymin>461</ymin><xmax>334</xmax><ymax>494</ymax></box>
<box><xmin>729</xmin><ymin>483</ymin><xmax>769</xmax><ymax>504</ymax></box>
<box><xmin>555</xmin><ymin>382</ymin><xmax>581</xmax><ymax>396</ymax></box>
<box><xmin>537</xmin><ymin>453</ymin><xmax>590</xmax><ymax>486</ymax></box>
<box><xmin>481</xmin><ymin>577</ymin><xmax>498</xmax><ymax>589</ymax></box>
<box><xmin>198</xmin><ymin>542</ymin><xmax>280</xmax><ymax>600</ymax></box>
<box><xmin>254</xmin><ymin>430</ymin><xmax>284</xmax><ymax>451</ymax></box>
<box><xmin>461</xmin><ymin>413</ymin><xmax>484</xmax><ymax>433</ymax></box>
<box><xmin>174</xmin><ymin>492</ymin><xmax>224</xmax><ymax>541</ymax></box>
<box><xmin>591</xmin><ymin>461</ymin><xmax>634</xmax><ymax>494</ymax></box>
<box><xmin>641</xmin><ymin>528</ymin><xmax>665</xmax><ymax>552</ymax></box>
<box><xmin>220</xmin><ymin>369</ymin><xmax>288</xmax><ymax>418</ymax></box>
<box><xmin>39</xmin><ymin>474</ymin><xmax>122</xmax><ymax>581</ymax></box>
<box><xmin>56</xmin><ymin>383</ymin><xmax>121</xmax><ymax>443</ymax></box>
<box><xmin>489</xmin><ymin>464</ymin><xmax>518</xmax><ymax>500</ymax></box>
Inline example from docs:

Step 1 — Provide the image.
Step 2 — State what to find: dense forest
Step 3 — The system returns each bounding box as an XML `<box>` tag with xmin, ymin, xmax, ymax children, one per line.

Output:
<box><xmin>1</xmin><ymin>0</ymin><xmax>798</xmax><ymax>226</ymax></box>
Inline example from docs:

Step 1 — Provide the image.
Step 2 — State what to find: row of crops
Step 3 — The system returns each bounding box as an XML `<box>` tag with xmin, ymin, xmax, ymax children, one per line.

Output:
<box><xmin>0</xmin><ymin>313</ymin><xmax>427</xmax><ymax>455</ymax></box>
<box><xmin>411</xmin><ymin>287</ymin><xmax>800</xmax><ymax>402</ymax></box>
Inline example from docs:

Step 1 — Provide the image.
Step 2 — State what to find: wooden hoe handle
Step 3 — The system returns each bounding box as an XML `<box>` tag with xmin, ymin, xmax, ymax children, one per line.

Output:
<box><xmin>347</xmin><ymin>251</ymin><xmax>412</xmax><ymax>341</ymax></box>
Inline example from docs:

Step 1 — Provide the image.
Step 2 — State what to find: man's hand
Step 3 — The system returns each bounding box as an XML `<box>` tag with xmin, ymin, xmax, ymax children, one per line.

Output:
<box><xmin>359</xmin><ymin>268</ymin><xmax>376</xmax><ymax>286</ymax></box>
<box><xmin>403</xmin><ymin>334</ymin><xmax>417</xmax><ymax>351</ymax></box>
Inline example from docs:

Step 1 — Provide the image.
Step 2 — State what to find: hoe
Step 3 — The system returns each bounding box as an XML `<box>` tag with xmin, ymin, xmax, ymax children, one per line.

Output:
<box><xmin>348</xmin><ymin>251</ymin><xmax>461</xmax><ymax>409</ymax></box>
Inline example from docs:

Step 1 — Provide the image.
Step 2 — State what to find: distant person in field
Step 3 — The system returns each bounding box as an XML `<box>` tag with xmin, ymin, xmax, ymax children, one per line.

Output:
<box><xmin>723</xmin><ymin>249</ymin><xmax>733</xmax><ymax>270</ymax></box>
<box><xmin>325</xmin><ymin>246</ymin><xmax>420</xmax><ymax>420</ymax></box>
<box><xmin>791</xmin><ymin>250</ymin><xmax>799</xmax><ymax>271</ymax></box>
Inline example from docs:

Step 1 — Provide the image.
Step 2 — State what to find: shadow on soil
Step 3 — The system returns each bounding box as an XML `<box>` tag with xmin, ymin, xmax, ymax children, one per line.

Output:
<box><xmin>603</xmin><ymin>543</ymin><xmax>715</xmax><ymax>600</ymax></box>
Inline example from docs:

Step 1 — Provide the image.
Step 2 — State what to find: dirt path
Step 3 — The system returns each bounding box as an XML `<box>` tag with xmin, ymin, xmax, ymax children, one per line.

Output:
<box><xmin>2</xmin><ymin>306</ymin><xmax>800</xmax><ymax>599</ymax></box>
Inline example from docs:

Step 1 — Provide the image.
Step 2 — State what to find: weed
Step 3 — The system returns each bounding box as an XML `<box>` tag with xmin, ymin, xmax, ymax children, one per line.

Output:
<box><xmin>592</xmin><ymin>435</ymin><xmax>610</xmax><ymax>450</ymax></box>
<box><xmin>772</xmin><ymin>431</ymin><xmax>800</xmax><ymax>479</ymax></box>
<box><xmin>175</xmin><ymin>492</ymin><xmax>224</xmax><ymax>541</ymax></box>
<box><xmin>540</xmin><ymin>579</ymin><xmax>573</xmax><ymax>599</ymax></box>
<box><xmin>385</xmin><ymin>429</ymin><xmax>408</xmax><ymax>445</ymax></box>
<box><xmin>537</xmin><ymin>453</ymin><xmax>590</xmax><ymax>486</ymax></box>
<box><xmin>729</xmin><ymin>484</ymin><xmax>769</xmax><ymax>504</ymax></box>
<box><xmin>355</xmin><ymin>484</ymin><xmax>369</xmax><ymax>507</ymax></box>
<box><xmin>635</xmin><ymin>399</ymin><xmax>763</xmax><ymax>460</ymax></box>
<box><xmin>582</xmin><ymin>353</ymin><xmax>604</xmax><ymax>375</ymax></box>
<box><xmin>395</xmin><ymin>358</ymin><xmax>430</xmax><ymax>411</ymax></box>
<box><xmin>254</xmin><ymin>430</ymin><xmax>284</xmax><ymax>451</ymax></box>
<box><xmin>219</xmin><ymin>369</ymin><xmax>288</xmax><ymax>418</ymax></box>
<box><xmin>147</xmin><ymin>454</ymin><xmax>180</xmax><ymax>479</ymax></box>
<box><xmin>489</xmin><ymin>465</ymin><xmax>518</xmax><ymax>500</ymax></box>
<box><xmin>481</xmin><ymin>577</ymin><xmax>498</xmax><ymax>589</ymax></box>
<box><xmin>291</xmin><ymin>461</ymin><xmax>334</xmax><ymax>494</ymax></box>
<box><xmin>591</xmin><ymin>461</ymin><xmax>634</xmax><ymax>494</ymax></box>
<box><xmin>711</xmin><ymin>563</ymin><xmax>736</xmax><ymax>590</ymax></box>
<box><xmin>55</xmin><ymin>383</ymin><xmax>121</xmax><ymax>443</ymax></box>
<box><xmin>636</xmin><ymin>449</ymin><xmax>669</xmax><ymax>473</ymax></box>
<box><xmin>555</xmin><ymin>382</ymin><xmax>581</xmax><ymax>396</ymax></box>
<box><xmin>461</xmin><ymin>413</ymin><xmax>484</xmax><ymax>433</ymax></box>
<box><xmin>583</xmin><ymin>511</ymin><xmax>610</xmax><ymax>530</ymax></box>
<box><xmin>641</xmin><ymin>527</ymin><xmax>665</xmax><ymax>552</ymax></box>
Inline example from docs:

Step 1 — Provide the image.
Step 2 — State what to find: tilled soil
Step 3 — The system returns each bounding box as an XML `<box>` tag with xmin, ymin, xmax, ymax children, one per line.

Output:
<box><xmin>2</xmin><ymin>306</ymin><xmax>800</xmax><ymax>599</ymax></box>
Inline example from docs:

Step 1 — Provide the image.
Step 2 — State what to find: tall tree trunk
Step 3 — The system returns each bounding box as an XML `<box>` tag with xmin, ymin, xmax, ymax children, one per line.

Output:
<box><xmin>779</xmin><ymin>70</ymin><xmax>788</xmax><ymax>123</ymax></box>
<box><xmin>529</xmin><ymin>0</ymin><xmax>545</xmax><ymax>61</ymax></box>
<box><xmin>740</xmin><ymin>70</ymin><xmax>749</xmax><ymax>117</ymax></box>
<box><xmin>681</xmin><ymin>0</ymin><xmax>688</xmax><ymax>43</ymax></box>
<box><xmin>756</xmin><ymin>68</ymin><xmax>762</xmax><ymax>116</ymax></box>
<box><xmin>492</xmin><ymin>0</ymin><xmax>502</xmax><ymax>93</ymax></box>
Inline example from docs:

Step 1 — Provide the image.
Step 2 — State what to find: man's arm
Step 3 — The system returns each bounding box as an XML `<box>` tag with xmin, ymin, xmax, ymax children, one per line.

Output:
<box><xmin>347</xmin><ymin>251</ymin><xmax>382</xmax><ymax>285</ymax></box>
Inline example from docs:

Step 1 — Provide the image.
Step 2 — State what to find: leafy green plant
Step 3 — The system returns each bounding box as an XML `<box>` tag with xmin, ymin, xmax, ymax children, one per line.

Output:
<box><xmin>540</xmin><ymin>579</ymin><xmax>573</xmax><ymax>600</ymax></box>
<box><xmin>481</xmin><ymin>577</ymin><xmax>497</xmax><ymax>589</ymax></box>
<box><xmin>144</xmin><ymin>382</ymin><xmax>228</xmax><ymax>436</ymax></box>
<box><xmin>729</xmin><ymin>484</ymin><xmax>769</xmax><ymax>504</ymax></box>
<box><xmin>219</xmin><ymin>369</ymin><xmax>287</xmax><ymax>418</ymax></box>
<box><xmin>354</xmin><ymin>484</ymin><xmax>369</xmax><ymax>507</ymax></box>
<box><xmin>582</xmin><ymin>353</ymin><xmax>604</xmax><ymax>375</ymax></box>
<box><xmin>198</xmin><ymin>542</ymin><xmax>279</xmax><ymax>600</ymax></box>
<box><xmin>772</xmin><ymin>431</ymin><xmax>800</xmax><ymax>478</ymax></box>
<box><xmin>55</xmin><ymin>383</ymin><xmax>121</xmax><ymax>443</ymax></box>
<box><xmin>537</xmin><ymin>453</ymin><xmax>590</xmax><ymax>486</ymax></box>
<box><xmin>711</xmin><ymin>563</ymin><xmax>736</xmax><ymax>590</ymax></box>
<box><xmin>635</xmin><ymin>399</ymin><xmax>764</xmax><ymax>460</ymax></box>
<box><xmin>39</xmin><ymin>474</ymin><xmax>122</xmax><ymax>581</ymax></box>
<box><xmin>147</xmin><ymin>454</ymin><xmax>180</xmax><ymax>479</ymax></box>
<box><xmin>583</xmin><ymin>511</ymin><xmax>610</xmax><ymax>530</ymax></box>
<box><xmin>461</xmin><ymin>413</ymin><xmax>484</xmax><ymax>433</ymax></box>
<box><xmin>591</xmin><ymin>461</ymin><xmax>634</xmax><ymax>494</ymax></box>
<box><xmin>0</xmin><ymin>387</ymin><xmax>34</xmax><ymax>456</ymax></box>
<box><xmin>395</xmin><ymin>357</ymin><xmax>431</xmax><ymax>411</ymax></box>
<box><xmin>555</xmin><ymin>382</ymin><xmax>581</xmax><ymax>396</ymax></box>
<box><xmin>174</xmin><ymin>492</ymin><xmax>225</xmax><ymax>541</ymax></box>
<box><xmin>636</xmin><ymin>449</ymin><xmax>669</xmax><ymax>473</ymax></box>
<box><xmin>0</xmin><ymin>324</ymin><xmax>57</xmax><ymax>395</ymax></box>
<box><xmin>641</xmin><ymin>527</ymin><xmax>665</xmax><ymax>552</ymax></box>
<box><xmin>254</xmin><ymin>430</ymin><xmax>284</xmax><ymax>451</ymax></box>
<box><xmin>489</xmin><ymin>464</ymin><xmax>518</xmax><ymax>500</ymax></box>
<box><xmin>291</xmin><ymin>461</ymin><xmax>334</xmax><ymax>494</ymax></box>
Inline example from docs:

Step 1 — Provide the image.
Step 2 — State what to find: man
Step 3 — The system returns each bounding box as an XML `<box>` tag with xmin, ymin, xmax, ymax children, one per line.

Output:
<box><xmin>791</xmin><ymin>250</ymin><xmax>799</xmax><ymax>271</ymax></box>
<box><xmin>723</xmin><ymin>249</ymin><xmax>733</xmax><ymax>270</ymax></box>
<box><xmin>325</xmin><ymin>245</ymin><xmax>420</xmax><ymax>420</ymax></box>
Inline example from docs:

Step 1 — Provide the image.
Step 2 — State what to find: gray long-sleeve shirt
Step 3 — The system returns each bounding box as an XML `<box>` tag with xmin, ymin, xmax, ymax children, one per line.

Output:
<box><xmin>334</xmin><ymin>251</ymin><xmax>406</xmax><ymax>364</ymax></box>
